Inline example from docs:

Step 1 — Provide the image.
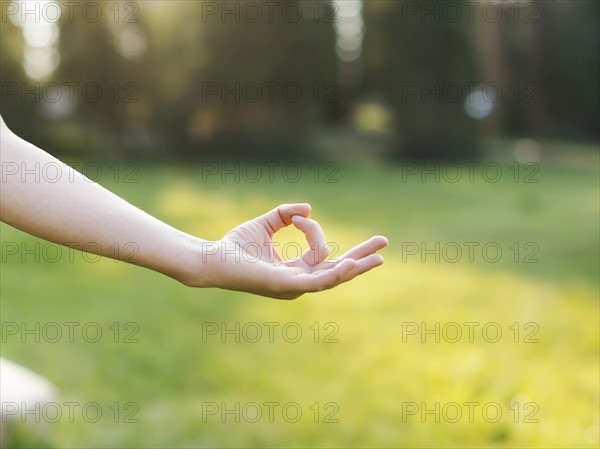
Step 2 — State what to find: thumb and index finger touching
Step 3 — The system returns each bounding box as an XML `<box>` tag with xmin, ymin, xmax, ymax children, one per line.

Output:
<box><xmin>257</xmin><ymin>203</ymin><xmax>328</xmax><ymax>265</ymax></box>
<box><xmin>251</xmin><ymin>203</ymin><xmax>390</xmax><ymax>296</ymax></box>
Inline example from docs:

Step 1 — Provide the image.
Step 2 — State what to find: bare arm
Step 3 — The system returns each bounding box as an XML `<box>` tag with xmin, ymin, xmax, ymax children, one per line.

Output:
<box><xmin>0</xmin><ymin>116</ymin><xmax>207</xmax><ymax>287</ymax></box>
<box><xmin>0</xmin><ymin>116</ymin><xmax>387</xmax><ymax>299</ymax></box>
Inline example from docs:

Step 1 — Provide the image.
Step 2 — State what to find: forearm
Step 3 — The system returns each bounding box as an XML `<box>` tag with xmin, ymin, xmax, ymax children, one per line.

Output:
<box><xmin>0</xmin><ymin>122</ymin><xmax>207</xmax><ymax>286</ymax></box>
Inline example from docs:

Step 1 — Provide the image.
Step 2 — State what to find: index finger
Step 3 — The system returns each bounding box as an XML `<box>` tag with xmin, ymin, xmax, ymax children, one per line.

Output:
<box><xmin>257</xmin><ymin>203</ymin><xmax>311</xmax><ymax>236</ymax></box>
<box><xmin>291</xmin><ymin>215</ymin><xmax>329</xmax><ymax>265</ymax></box>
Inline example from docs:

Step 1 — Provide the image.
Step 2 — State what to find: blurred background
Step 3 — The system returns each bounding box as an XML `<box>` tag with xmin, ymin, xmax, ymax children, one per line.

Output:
<box><xmin>1</xmin><ymin>0</ymin><xmax>598</xmax><ymax>447</ymax></box>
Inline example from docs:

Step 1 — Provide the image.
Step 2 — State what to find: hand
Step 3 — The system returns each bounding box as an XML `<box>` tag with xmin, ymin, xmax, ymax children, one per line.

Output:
<box><xmin>197</xmin><ymin>203</ymin><xmax>388</xmax><ymax>299</ymax></box>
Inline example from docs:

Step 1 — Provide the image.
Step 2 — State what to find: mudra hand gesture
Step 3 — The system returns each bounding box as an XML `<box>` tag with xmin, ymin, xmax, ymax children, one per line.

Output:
<box><xmin>202</xmin><ymin>203</ymin><xmax>388</xmax><ymax>299</ymax></box>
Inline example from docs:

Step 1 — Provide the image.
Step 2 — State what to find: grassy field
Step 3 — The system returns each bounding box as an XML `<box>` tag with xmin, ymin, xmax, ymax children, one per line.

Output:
<box><xmin>1</xmin><ymin>157</ymin><xmax>598</xmax><ymax>447</ymax></box>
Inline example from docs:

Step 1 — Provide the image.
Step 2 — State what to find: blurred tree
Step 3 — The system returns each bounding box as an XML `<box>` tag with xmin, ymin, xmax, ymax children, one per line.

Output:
<box><xmin>362</xmin><ymin>0</ymin><xmax>480</xmax><ymax>161</ymax></box>
<box><xmin>53</xmin><ymin>2</ymin><xmax>156</xmax><ymax>159</ymax></box>
<box><xmin>1</xmin><ymin>1</ymin><xmax>156</xmax><ymax>160</ymax></box>
<box><xmin>149</xmin><ymin>0</ymin><xmax>337</xmax><ymax>161</ymax></box>
<box><xmin>502</xmin><ymin>0</ymin><xmax>599</xmax><ymax>141</ymax></box>
<box><xmin>0</xmin><ymin>19</ymin><xmax>33</xmax><ymax>138</ymax></box>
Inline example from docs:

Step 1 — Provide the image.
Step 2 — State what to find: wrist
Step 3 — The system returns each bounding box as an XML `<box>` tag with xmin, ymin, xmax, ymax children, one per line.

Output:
<box><xmin>176</xmin><ymin>236</ymin><xmax>218</xmax><ymax>288</ymax></box>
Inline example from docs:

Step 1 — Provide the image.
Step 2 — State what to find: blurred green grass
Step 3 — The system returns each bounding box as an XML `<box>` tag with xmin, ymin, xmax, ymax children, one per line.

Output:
<box><xmin>1</xmin><ymin>157</ymin><xmax>598</xmax><ymax>448</ymax></box>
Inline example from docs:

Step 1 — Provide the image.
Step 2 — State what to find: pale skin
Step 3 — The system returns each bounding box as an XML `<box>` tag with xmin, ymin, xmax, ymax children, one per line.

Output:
<box><xmin>0</xmin><ymin>115</ymin><xmax>388</xmax><ymax>299</ymax></box>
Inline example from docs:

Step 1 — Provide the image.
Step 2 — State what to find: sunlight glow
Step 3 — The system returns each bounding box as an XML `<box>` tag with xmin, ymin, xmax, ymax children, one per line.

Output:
<box><xmin>10</xmin><ymin>1</ymin><xmax>62</xmax><ymax>81</ymax></box>
<box><xmin>464</xmin><ymin>89</ymin><xmax>494</xmax><ymax>120</ymax></box>
<box><xmin>335</xmin><ymin>0</ymin><xmax>364</xmax><ymax>63</ymax></box>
